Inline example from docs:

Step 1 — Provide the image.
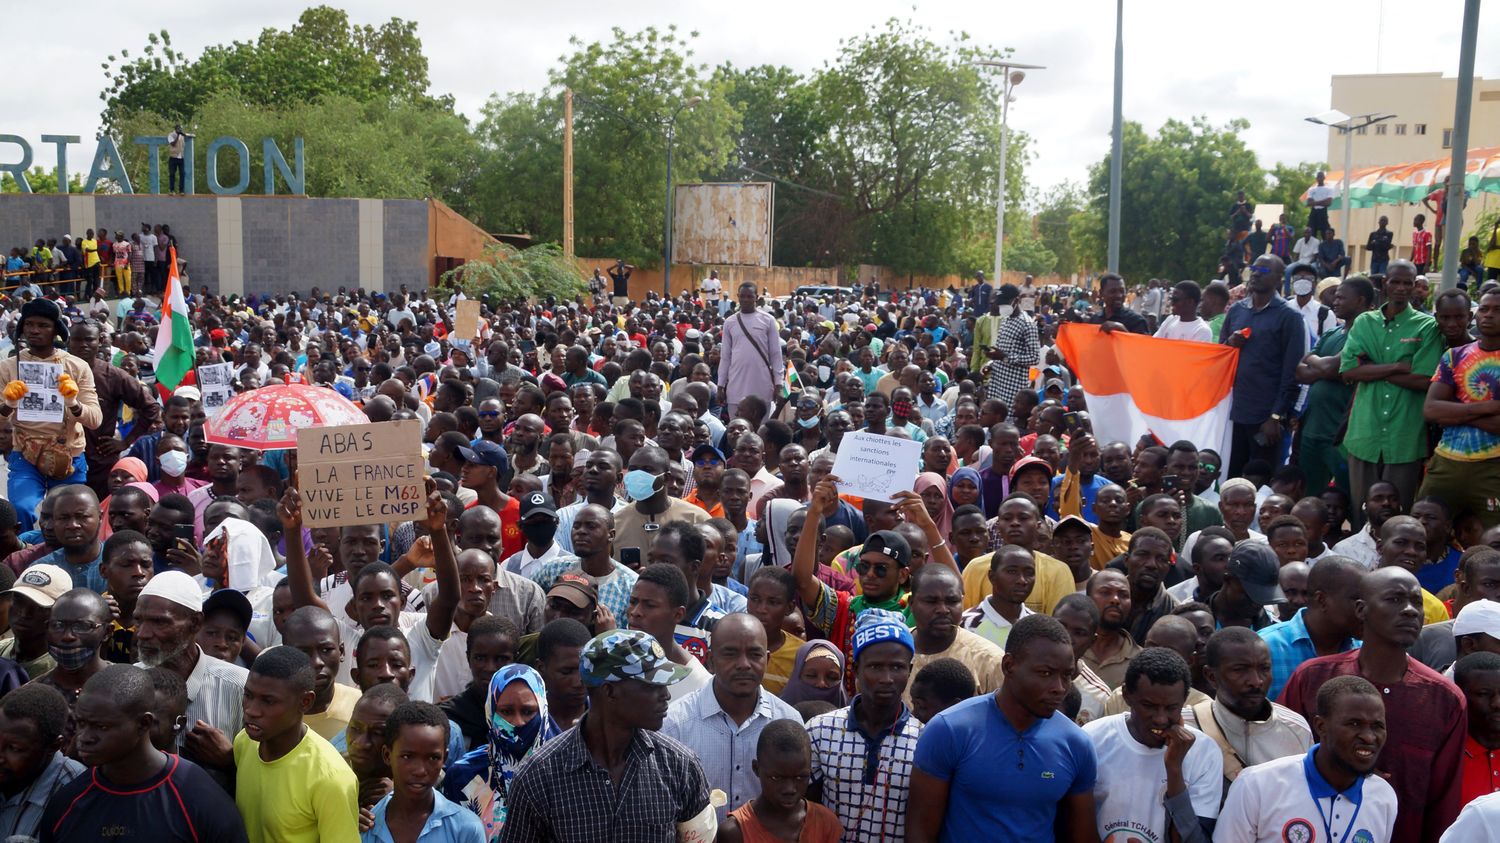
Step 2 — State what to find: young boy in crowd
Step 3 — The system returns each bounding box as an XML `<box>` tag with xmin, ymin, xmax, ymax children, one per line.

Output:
<box><xmin>747</xmin><ymin>567</ymin><xmax>804</xmax><ymax>695</ymax></box>
<box><xmin>438</xmin><ymin>615</ymin><xmax>517</xmax><ymax>751</ymax></box>
<box><xmin>363</xmin><ymin>701</ymin><xmax>484</xmax><ymax>843</ymax></box>
<box><xmin>146</xmin><ymin>666</ymin><xmax>189</xmax><ymax>753</ymax></box>
<box><xmin>719</xmin><ymin>718</ymin><xmax>843</xmax><ymax>843</ymax></box>
<box><xmin>233</xmin><ymin>646</ymin><xmax>360</xmax><ymax>842</ymax></box>
<box><xmin>959</xmin><ymin>544</ymin><xmax>1036</xmax><ymax>649</ymax></box>
<box><xmin>909</xmin><ymin>657</ymin><xmax>978</xmax><ymax>724</ymax></box>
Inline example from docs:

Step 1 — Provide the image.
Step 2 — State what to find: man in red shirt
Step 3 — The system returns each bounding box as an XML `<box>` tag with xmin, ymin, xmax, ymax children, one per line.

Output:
<box><xmin>1280</xmin><ymin>566</ymin><xmax>1465</xmax><ymax>841</ymax></box>
<box><xmin>1456</xmin><ymin>650</ymin><xmax>1500</xmax><ymax>808</ymax></box>
<box><xmin>1413</xmin><ymin>213</ymin><xmax>1435</xmax><ymax>275</ymax></box>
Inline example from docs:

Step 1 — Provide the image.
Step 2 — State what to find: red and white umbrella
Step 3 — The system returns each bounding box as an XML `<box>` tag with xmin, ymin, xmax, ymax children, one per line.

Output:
<box><xmin>204</xmin><ymin>383</ymin><xmax>368</xmax><ymax>450</ymax></box>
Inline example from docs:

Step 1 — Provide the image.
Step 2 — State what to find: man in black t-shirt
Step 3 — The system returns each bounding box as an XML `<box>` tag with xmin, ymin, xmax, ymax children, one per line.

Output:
<box><xmin>1366</xmin><ymin>215</ymin><xmax>1395</xmax><ymax>275</ymax></box>
<box><xmin>608</xmin><ymin>259</ymin><xmax>634</xmax><ymax>303</ymax></box>
<box><xmin>41</xmin><ymin>664</ymin><xmax>248</xmax><ymax>843</ymax></box>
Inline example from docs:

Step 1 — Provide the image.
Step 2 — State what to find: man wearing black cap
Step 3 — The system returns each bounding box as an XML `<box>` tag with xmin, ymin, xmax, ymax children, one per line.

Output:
<box><xmin>0</xmin><ymin>297</ymin><xmax>102</xmax><ymax>532</ymax></box>
<box><xmin>1210</xmin><ymin>542</ymin><xmax>1285</xmax><ymax>631</ymax></box>
<box><xmin>501</xmin><ymin>491</ymin><xmax>566</xmax><ymax>581</ymax></box>
<box><xmin>684</xmin><ymin>443</ymin><xmax>726</xmax><ymax>517</ymax></box>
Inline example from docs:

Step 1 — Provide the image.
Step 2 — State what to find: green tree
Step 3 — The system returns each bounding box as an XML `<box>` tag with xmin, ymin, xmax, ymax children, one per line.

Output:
<box><xmin>1034</xmin><ymin>182</ymin><xmax>1084</xmax><ymax>277</ymax></box>
<box><xmin>1265</xmin><ymin>161</ymin><xmax>1325</xmax><ymax>233</ymax></box>
<box><xmin>1</xmin><ymin>168</ymin><xmax>88</xmax><ymax>194</ymax></box>
<box><xmin>445</xmin><ymin>241</ymin><xmax>586</xmax><ymax>302</ymax></box>
<box><xmin>1074</xmin><ymin>117</ymin><xmax>1264</xmax><ymax>281</ymax></box>
<box><xmin>1003</xmin><ymin>232</ymin><xmax>1058</xmax><ymax>276</ymax></box>
<box><xmin>100</xmin><ymin>7</ymin><xmax>439</xmax><ymax>131</ymax></box>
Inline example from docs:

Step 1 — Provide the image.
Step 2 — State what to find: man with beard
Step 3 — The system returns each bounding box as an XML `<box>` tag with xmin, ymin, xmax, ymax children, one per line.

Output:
<box><xmin>1119</xmin><ymin>527</ymin><xmax>1181</xmax><ymax>643</ymax></box>
<box><xmin>132</xmin><ymin>570</ymin><xmax>246</xmax><ymax>771</ymax></box>
<box><xmin>32</xmin><ymin>588</ymin><xmax>111</xmax><ymax>704</ymax></box>
<box><xmin>770</xmin><ymin>443</ymin><xmax>810</xmax><ymax>504</ymax></box>
<box><xmin>1193</xmin><ymin>627</ymin><xmax>1312</xmax><ymax>788</ymax></box>
<box><xmin>502</xmin><ymin>629</ymin><xmax>711</xmax><ymax>841</ymax></box>
<box><xmin>30</xmin><ymin>484</ymin><xmax>107</xmax><ymax>593</ymax></box>
<box><xmin>1281</xmin><ymin>567</ymin><xmax>1466</xmax><ymax>842</ymax></box>
<box><xmin>1215</xmin><ymin>676</ymin><xmax>1397</xmax><ymax>843</ymax></box>
<box><xmin>1082</xmin><ymin>569</ymin><xmax>1141</xmax><ymax>691</ymax></box>
<box><xmin>661</xmin><ymin>613</ymin><xmax>799</xmax><ymax>819</ymax></box>
<box><xmin>1331</xmin><ymin>480</ymin><xmax>1402</xmax><ymax>569</ymax></box>
<box><xmin>474</xmin><ymin>398</ymin><xmax>505</xmax><ymax>445</ymax></box>
<box><xmin>508</xmin><ymin>413</ymin><xmax>548</xmax><ymax>480</ymax></box>
<box><xmin>906</xmin><ymin>565</ymin><xmax>1006</xmax><ymax>704</ymax></box>
<box><xmin>908</xmin><ymin>615</ymin><xmax>1099</xmax><ymax>842</ymax></box>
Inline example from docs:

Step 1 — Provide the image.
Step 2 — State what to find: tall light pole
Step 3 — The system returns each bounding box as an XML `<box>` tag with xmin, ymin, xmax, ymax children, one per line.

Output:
<box><xmin>663</xmin><ymin>95</ymin><xmax>702</xmax><ymax>298</ymax></box>
<box><xmin>1441</xmin><ymin>0</ymin><xmax>1480</xmax><ymax>291</ymax></box>
<box><xmin>1107</xmin><ymin>0</ymin><xmax>1123</xmax><ymax>273</ymax></box>
<box><xmin>1304</xmin><ymin>109</ymin><xmax>1395</xmax><ymax>239</ymax></box>
<box><xmin>974</xmin><ymin>60</ymin><xmax>1044</xmax><ymax>281</ymax></box>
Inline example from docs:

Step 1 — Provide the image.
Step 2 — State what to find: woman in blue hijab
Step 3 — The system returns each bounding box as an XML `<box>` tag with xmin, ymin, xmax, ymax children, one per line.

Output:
<box><xmin>442</xmin><ymin>664</ymin><xmax>559</xmax><ymax>842</ymax></box>
<box><xmin>948</xmin><ymin>465</ymin><xmax>984</xmax><ymax>514</ymax></box>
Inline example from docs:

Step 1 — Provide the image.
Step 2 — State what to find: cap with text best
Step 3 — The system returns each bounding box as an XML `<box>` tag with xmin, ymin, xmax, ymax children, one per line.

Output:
<box><xmin>456</xmin><ymin>440</ymin><xmax>510</xmax><ymax>471</ymax></box>
<box><xmin>861</xmin><ymin>530</ymin><xmax>911</xmax><ymax>569</ymax></box>
<box><xmin>1227</xmin><ymin>541</ymin><xmax>1286</xmax><ymax>605</ymax></box>
<box><xmin>580</xmin><ymin>629</ymin><xmax>692</xmax><ymax>687</ymax></box>
<box><xmin>6</xmin><ymin>565</ymin><xmax>74</xmax><ymax>608</ymax></box>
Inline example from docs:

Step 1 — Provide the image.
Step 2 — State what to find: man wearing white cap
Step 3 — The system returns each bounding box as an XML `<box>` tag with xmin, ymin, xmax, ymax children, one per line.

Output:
<box><xmin>133</xmin><ymin>569</ymin><xmax>248</xmax><ymax>770</ymax></box>
<box><xmin>1447</xmin><ymin>599</ymin><xmax>1500</xmax><ymax>679</ymax></box>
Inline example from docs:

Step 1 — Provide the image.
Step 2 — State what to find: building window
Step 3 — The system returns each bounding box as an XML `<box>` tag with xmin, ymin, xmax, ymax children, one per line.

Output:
<box><xmin>1355</xmin><ymin>125</ymin><xmax>1367</xmax><ymax>135</ymax></box>
<box><xmin>1415</xmin><ymin>123</ymin><xmax>1428</xmax><ymax>135</ymax></box>
<box><xmin>1395</xmin><ymin>124</ymin><xmax>1407</xmax><ymax>135</ymax></box>
<box><xmin>1443</xmin><ymin>128</ymin><xmax>1454</xmax><ymax>148</ymax></box>
<box><xmin>1375</xmin><ymin>124</ymin><xmax>1387</xmax><ymax>135</ymax></box>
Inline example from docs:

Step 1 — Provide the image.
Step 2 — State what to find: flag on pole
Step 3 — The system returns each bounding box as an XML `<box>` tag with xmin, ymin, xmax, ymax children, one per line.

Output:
<box><xmin>151</xmin><ymin>245</ymin><xmax>194</xmax><ymax>391</ymax></box>
<box><xmin>1054</xmin><ymin>323</ymin><xmax>1239</xmax><ymax>454</ymax></box>
<box><xmin>781</xmin><ymin>360</ymin><xmax>801</xmax><ymax>398</ymax></box>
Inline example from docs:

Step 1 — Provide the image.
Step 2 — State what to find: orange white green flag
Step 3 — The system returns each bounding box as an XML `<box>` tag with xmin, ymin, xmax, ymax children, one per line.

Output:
<box><xmin>151</xmin><ymin>245</ymin><xmax>194</xmax><ymax>390</ymax></box>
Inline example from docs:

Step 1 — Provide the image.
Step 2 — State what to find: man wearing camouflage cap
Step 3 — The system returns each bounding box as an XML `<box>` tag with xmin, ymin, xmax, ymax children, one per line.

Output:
<box><xmin>500</xmin><ymin>629</ymin><xmax>712</xmax><ymax>842</ymax></box>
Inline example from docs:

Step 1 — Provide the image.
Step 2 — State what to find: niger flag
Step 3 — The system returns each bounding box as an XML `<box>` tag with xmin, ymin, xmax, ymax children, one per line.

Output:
<box><xmin>1055</xmin><ymin>323</ymin><xmax>1239</xmax><ymax>454</ymax></box>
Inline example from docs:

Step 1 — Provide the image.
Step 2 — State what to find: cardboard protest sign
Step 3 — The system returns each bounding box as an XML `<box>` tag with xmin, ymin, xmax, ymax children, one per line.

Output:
<box><xmin>454</xmin><ymin>299</ymin><xmax>481</xmax><ymax>340</ymax></box>
<box><xmin>296</xmin><ymin>419</ymin><xmax>424</xmax><ymax>528</ymax></box>
<box><xmin>830</xmin><ymin>430</ymin><xmax>921</xmax><ymax>503</ymax></box>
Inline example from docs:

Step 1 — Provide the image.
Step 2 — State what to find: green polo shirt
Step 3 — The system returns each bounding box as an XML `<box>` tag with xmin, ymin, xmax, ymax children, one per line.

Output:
<box><xmin>1338</xmin><ymin>304</ymin><xmax>1442</xmax><ymax>464</ymax></box>
<box><xmin>1302</xmin><ymin>325</ymin><xmax>1353</xmax><ymax>442</ymax></box>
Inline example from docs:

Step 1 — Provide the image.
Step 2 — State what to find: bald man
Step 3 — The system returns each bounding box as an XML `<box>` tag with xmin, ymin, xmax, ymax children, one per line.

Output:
<box><xmin>1101</xmin><ymin>615</ymin><xmax>1213</xmax><ymax>717</ymax></box>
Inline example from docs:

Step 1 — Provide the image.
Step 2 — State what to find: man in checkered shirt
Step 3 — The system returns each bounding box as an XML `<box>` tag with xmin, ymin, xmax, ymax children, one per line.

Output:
<box><xmin>806</xmin><ymin>609</ymin><xmax>921</xmax><ymax>842</ymax></box>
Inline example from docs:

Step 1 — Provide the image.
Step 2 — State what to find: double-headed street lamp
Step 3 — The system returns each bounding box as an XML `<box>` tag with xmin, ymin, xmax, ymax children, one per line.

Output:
<box><xmin>663</xmin><ymin>95</ymin><xmax>703</xmax><ymax>297</ymax></box>
<box><xmin>974</xmin><ymin>60</ymin><xmax>1044</xmax><ymax>281</ymax></box>
<box><xmin>1304</xmin><ymin>109</ymin><xmax>1396</xmax><ymax>240</ymax></box>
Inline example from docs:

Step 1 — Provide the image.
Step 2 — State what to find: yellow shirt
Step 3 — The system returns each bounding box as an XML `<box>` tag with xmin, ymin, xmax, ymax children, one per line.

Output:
<box><xmin>81</xmin><ymin>238</ymin><xmax>99</xmax><ymax>268</ymax></box>
<box><xmin>1090</xmin><ymin>527</ymin><xmax>1131</xmax><ymax>571</ymax></box>
<box><xmin>904</xmin><ymin>627</ymin><xmax>1007</xmax><ymax>706</ymax></box>
<box><xmin>233</xmin><ymin>727</ymin><xmax>360</xmax><ymax>843</ymax></box>
<box><xmin>1423</xmin><ymin>587</ymin><xmax>1450</xmax><ymax>625</ymax></box>
<box><xmin>762</xmin><ymin>633</ymin><xmax>804</xmax><ymax>696</ymax></box>
<box><xmin>961</xmin><ymin>550</ymin><xmax>1076</xmax><ymax>615</ymax></box>
<box><xmin>304</xmin><ymin>682</ymin><xmax>360</xmax><ymax>741</ymax></box>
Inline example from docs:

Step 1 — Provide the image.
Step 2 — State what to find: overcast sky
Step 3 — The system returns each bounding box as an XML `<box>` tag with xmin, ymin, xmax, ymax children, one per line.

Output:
<box><xmin>6</xmin><ymin>0</ymin><xmax>1498</xmax><ymax>200</ymax></box>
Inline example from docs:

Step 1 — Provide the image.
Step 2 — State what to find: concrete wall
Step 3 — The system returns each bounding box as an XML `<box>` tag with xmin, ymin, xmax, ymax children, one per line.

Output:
<box><xmin>0</xmin><ymin>194</ymin><xmax>446</xmax><ymax>295</ymax></box>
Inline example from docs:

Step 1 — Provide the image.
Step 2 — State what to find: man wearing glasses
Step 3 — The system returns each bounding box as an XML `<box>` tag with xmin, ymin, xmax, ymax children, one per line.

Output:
<box><xmin>32</xmin><ymin>588</ymin><xmax>112</xmax><ymax>704</ymax></box>
<box><xmin>1220</xmin><ymin>254</ymin><xmax>1307</xmax><ymax>479</ymax></box>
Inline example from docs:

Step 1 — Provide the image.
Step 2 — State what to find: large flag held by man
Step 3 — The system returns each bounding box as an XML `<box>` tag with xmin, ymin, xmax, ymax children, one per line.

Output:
<box><xmin>1055</xmin><ymin>323</ymin><xmax>1239</xmax><ymax>458</ymax></box>
<box><xmin>151</xmin><ymin>245</ymin><xmax>194</xmax><ymax>392</ymax></box>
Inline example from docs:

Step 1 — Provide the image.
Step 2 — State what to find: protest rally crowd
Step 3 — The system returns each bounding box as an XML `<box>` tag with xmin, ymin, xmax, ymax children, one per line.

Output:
<box><xmin>5</xmin><ymin>230</ymin><xmax>1500</xmax><ymax>843</ymax></box>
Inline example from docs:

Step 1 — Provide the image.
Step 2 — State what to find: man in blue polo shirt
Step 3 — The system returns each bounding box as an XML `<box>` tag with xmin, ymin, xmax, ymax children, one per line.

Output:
<box><xmin>906</xmin><ymin>614</ymin><xmax>1099</xmax><ymax>842</ymax></box>
<box><xmin>1259</xmin><ymin>556</ymin><xmax>1364</xmax><ymax>701</ymax></box>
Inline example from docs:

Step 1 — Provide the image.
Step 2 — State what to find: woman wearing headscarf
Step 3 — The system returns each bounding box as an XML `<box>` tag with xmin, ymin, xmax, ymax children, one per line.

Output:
<box><xmin>914</xmin><ymin>472</ymin><xmax>953</xmax><ymax>540</ymax></box>
<box><xmin>98</xmin><ymin>459</ymin><xmax>151</xmax><ymax>540</ymax></box>
<box><xmin>948</xmin><ymin>466</ymin><xmax>984</xmax><ymax>515</ymax></box>
<box><xmin>778</xmin><ymin>639</ymin><xmax>848</xmax><ymax>709</ymax></box>
<box><xmin>443</xmin><ymin>664</ymin><xmax>558</xmax><ymax>843</ymax></box>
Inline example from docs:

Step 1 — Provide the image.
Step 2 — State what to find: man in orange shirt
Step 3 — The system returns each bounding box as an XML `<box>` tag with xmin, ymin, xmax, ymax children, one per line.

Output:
<box><xmin>685</xmin><ymin>443</ymin><xmax>725</xmax><ymax>517</ymax></box>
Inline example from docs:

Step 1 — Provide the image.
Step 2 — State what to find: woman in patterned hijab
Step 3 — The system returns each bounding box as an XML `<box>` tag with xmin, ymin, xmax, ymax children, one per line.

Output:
<box><xmin>442</xmin><ymin>663</ymin><xmax>559</xmax><ymax>841</ymax></box>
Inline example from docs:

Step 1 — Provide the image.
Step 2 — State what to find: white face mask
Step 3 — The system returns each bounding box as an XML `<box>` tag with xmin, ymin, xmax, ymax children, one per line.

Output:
<box><xmin>1292</xmin><ymin>278</ymin><xmax>1314</xmax><ymax>297</ymax></box>
<box><xmin>159</xmin><ymin>450</ymin><xmax>188</xmax><ymax>477</ymax></box>
<box><xmin>998</xmin><ymin>305</ymin><xmax>1014</xmax><ymax>318</ymax></box>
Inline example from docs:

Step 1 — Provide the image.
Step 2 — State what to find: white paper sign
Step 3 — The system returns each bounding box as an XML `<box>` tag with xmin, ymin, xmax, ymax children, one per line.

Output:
<box><xmin>16</xmin><ymin>361</ymin><xmax>63</xmax><ymax>423</ymax></box>
<box><xmin>830</xmin><ymin>430</ymin><xmax>921</xmax><ymax>503</ymax></box>
<box><xmin>197</xmin><ymin>363</ymin><xmax>235</xmax><ymax>418</ymax></box>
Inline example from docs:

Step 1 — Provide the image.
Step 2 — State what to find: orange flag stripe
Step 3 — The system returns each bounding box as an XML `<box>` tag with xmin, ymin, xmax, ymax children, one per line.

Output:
<box><xmin>1055</xmin><ymin>323</ymin><xmax>1239</xmax><ymax>420</ymax></box>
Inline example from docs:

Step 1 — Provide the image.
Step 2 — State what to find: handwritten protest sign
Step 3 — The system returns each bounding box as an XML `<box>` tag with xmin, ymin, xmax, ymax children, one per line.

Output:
<box><xmin>830</xmin><ymin>430</ymin><xmax>921</xmax><ymax>503</ymax></box>
<box><xmin>296</xmin><ymin>419</ymin><xmax>424</xmax><ymax>528</ymax></box>
<box><xmin>454</xmin><ymin>299</ymin><xmax>481</xmax><ymax>340</ymax></box>
<box><xmin>17</xmin><ymin>361</ymin><xmax>63</xmax><ymax>423</ymax></box>
<box><xmin>197</xmin><ymin>363</ymin><xmax>235</xmax><ymax>418</ymax></box>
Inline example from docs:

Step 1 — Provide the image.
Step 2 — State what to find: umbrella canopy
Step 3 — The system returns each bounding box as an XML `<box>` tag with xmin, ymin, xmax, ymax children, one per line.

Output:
<box><xmin>204</xmin><ymin>383</ymin><xmax>368</xmax><ymax>450</ymax></box>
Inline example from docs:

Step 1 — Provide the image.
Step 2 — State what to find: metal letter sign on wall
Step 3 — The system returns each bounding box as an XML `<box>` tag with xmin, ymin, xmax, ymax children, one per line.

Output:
<box><xmin>0</xmin><ymin>134</ymin><xmax>305</xmax><ymax>196</ymax></box>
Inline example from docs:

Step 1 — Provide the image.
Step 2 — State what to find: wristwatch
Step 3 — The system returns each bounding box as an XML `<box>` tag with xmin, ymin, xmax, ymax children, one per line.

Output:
<box><xmin>1269</xmin><ymin>413</ymin><xmax>1283</xmax><ymax>423</ymax></box>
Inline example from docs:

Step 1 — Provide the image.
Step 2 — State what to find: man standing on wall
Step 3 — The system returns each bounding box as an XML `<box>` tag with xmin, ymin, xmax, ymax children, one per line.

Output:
<box><xmin>167</xmin><ymin>125</ymin><xmax>192</xmax><ymax>195</ymax></box>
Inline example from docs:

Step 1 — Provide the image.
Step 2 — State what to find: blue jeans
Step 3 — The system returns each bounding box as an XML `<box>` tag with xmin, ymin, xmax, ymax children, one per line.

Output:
<box><xmin>8</xmin><ymin>451</ymin><xmax>87</xmax><ymax>533</ymax></box>
<box><xmin>1371</xmin><ymin>258</ymin><xmax>1389</xmax><ymax>276</ymax></box>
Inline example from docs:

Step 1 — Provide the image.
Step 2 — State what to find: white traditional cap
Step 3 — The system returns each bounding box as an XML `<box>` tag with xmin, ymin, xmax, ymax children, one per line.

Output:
<box><xmin>138</xmin><ymin>570</ymin><xmax>204</xmax><ymax>613</ymax></box>
<box><xmin>1454</xmin><ymin>599</ymin><xmax>1500</xmax><ymax>638</ymax></box>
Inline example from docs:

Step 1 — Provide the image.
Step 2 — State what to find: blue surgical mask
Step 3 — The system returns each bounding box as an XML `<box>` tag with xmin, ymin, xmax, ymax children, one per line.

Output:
<box><xmin>797</xmin><ymin>416</ymin><xmax>821</xmax><ymax>429</ymax></box>
<box><xmin>623</xmin><ymin>469</ymin><xmax>661</xmax><ymax>501</ymax></box>
<box><xmin>159</xmin><ymin>450</ymin><xmax>189</xmax><ymax>477</ymax></box>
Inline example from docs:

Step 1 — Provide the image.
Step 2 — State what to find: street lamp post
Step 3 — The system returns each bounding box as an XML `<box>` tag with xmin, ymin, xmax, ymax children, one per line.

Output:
<box><xmin>663</xmin><ymin>96</ymin><xmax>703</xmax><ymax>298</ymax></box>
<box><xmin>1304</xmin><ymin>110</ymin><xmax>1396</xmax><ymax>241</ymax></box>
<box><xmin>974</xmin><ymin>61</ymin><xmax>1043</xmax><ymax>282</ymax></box>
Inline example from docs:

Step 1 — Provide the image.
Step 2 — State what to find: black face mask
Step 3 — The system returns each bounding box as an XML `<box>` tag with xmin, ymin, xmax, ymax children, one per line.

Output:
<box><xmin>520</xmin><ymin>521</ymin><xmax>557</xmax><ymax>548</ymax></box>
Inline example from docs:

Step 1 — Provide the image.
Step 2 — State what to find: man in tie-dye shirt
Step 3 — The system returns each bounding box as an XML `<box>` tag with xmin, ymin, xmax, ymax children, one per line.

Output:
<box><xmin>1418</xmin><ymin>287</ymin><xmax>1500</xmax><ymax>528</ymax></box>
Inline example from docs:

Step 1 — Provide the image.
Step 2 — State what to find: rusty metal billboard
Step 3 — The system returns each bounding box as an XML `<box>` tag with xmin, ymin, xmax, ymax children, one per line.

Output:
<box><xmin>672</xmin><ymin>182</ymin><xmax>773</xmax><ymax>267</ymax></box>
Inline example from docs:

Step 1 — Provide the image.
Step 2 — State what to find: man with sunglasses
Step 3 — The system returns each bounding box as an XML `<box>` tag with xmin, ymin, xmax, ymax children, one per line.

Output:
<box><xmin>1219</xmin><ymin>254</ymin><xmax>1307</xmax><ymax>479</ymax></box>
<box><xmin>685</xmin><ymin>443</ymin><xmax>727</xmax><ymax>517</ymax></box>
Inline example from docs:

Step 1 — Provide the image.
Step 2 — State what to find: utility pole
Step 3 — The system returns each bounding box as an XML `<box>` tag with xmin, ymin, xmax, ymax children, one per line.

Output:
<box><xmin>563</xmin><ymin>88</ymin><xmax>574</xmax><ymax>262</ymax></box>
<box><xmin>1107</xmin><ymin>0</ymin><xmax>1124</xmax><ymax>273</ymax></box>
<box><xmin>1441</xmin><ymin>0</ymin><xmax>1480</xmax><ymax>291</ymax></box>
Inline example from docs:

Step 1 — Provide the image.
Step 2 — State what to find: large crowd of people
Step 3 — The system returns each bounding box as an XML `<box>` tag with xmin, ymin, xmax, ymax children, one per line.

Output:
<box><xmin>1</xmin><ymin>252</ymin><xmax>1500</xmax><ymax>842</ymax></box>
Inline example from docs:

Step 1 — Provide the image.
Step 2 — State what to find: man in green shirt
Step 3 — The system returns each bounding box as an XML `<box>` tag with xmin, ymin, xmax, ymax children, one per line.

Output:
<box><xmin>1338</xmin><ymin>260</ymin><xmax>1442</xmax><ymax>515</ymax></box>
<box><xmin>1295</xmin><ymin>276</ymin><xmax>1375</xmax><ymax>499</ymax></box>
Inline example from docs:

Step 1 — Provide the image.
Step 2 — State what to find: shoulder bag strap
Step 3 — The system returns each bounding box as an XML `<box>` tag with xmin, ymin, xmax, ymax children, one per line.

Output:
<box><xmin>732</xmin><ymin>314</ymin><xmax>775</xmax><ymax>371</ymax></box>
